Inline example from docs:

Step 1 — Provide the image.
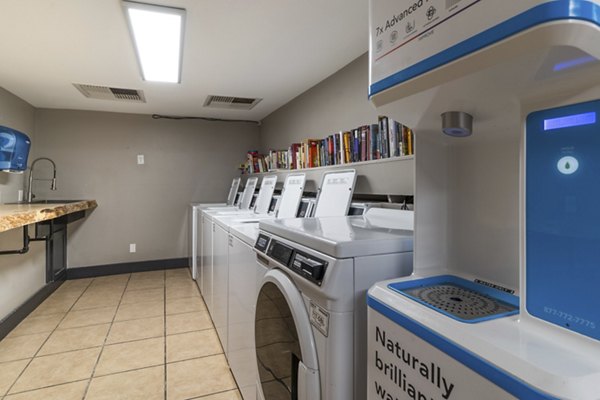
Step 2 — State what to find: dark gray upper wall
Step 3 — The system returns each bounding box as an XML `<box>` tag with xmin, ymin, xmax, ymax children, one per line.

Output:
<box><xmin>0</xmin><ymin>88</ymin><xmax>36</xmax><ymax>202</ymax></box>
<box><xmin>33</xmin><ymin>109</ymin><xmax>260</xmax><ymax>267</ymax></box>
<box><xmin>259</xmin><ymin>53</ymin><xmax>378</xmax><ymax>151</ymax></box>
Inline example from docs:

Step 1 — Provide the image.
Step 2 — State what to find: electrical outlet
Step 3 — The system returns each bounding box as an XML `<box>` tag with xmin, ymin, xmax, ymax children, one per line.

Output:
<box><xmin>137</xmin><ymin>154</ymin><xmax>145</xmax><ymax>165</ymax></box>
<box><xmin>17</xmin><ymin>190</ymin><xmax>23</xmax><ymax>202</ymax></box>
<box><xmin>129</xmin><ymin>243</ymin><xmax>136</xmax><ymax>253</ymax></box>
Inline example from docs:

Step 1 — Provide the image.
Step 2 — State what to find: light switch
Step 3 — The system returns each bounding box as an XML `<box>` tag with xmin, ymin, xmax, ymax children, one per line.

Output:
<box><xmin>137</xmin><ymin>154</ymin><xmax>145</xmax><ymax>165</ymax></box>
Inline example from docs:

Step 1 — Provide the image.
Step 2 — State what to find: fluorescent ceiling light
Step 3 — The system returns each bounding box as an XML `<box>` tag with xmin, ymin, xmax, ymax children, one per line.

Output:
<box><xmin>123</xmin><ymin>1</ymin><xmax>185</xmax><ymax>83</ymax></box>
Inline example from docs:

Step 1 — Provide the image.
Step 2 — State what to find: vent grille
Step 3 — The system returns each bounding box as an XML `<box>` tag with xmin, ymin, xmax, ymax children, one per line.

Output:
<box><xmin>73</xmin><ymin>84</ymin><xmax>146</xmax><ymax>103</ymax></box>
<box><xmin>204</xmin><ymin>95</ymin><xmax>262</xmax><ymax>110</ymax></box>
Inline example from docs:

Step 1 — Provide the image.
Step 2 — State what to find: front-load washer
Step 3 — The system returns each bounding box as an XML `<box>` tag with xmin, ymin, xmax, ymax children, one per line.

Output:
<box><xmin>224</xmin><ymin>170</ymin><xmax>357</xmax><ymax>400</ymax></box>
<box><xmin>223</xmin><ymin>173</ymin><xmax>307</xmax><ymax>400</ymax></box>
<box><xmin>211</xmin><ymin>172</ymin><xmax>306</xmax><ymax>356</ymax></box>
<box><xmin>254</xmin><ymin>207</ymin><xmax>414</xmax><ymax>400</ymax></box>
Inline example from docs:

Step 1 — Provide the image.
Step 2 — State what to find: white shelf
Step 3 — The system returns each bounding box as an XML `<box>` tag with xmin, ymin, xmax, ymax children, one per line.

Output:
<box><xmin>242</xmin><ymin>156</ymin><xmax>414</xmax><ymax>196</ymax></box>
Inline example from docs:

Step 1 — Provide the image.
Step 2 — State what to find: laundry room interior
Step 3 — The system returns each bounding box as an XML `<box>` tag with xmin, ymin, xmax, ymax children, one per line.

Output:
<box><xmin>1</xmin><ymin>1</ymin><xmax>600</xmax><ymax>399</ymax></box>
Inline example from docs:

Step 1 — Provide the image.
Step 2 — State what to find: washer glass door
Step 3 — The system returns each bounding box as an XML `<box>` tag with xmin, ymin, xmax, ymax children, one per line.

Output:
<box><xmin>255</xmin><ymin>270</ymin><xmax>320</xmax><ymax>400</ymax></box>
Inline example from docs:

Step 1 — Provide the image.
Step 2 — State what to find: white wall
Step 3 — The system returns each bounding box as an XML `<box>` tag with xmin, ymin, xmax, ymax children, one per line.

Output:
<box><xmin>32</xmin><ymin>109</ymin><xmax>261</xmax><ymax>268</ymax></box>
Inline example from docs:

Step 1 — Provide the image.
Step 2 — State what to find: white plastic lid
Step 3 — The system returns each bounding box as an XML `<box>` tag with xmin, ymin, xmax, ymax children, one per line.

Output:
<box><xmin>313</xmin><ymin>169</ymin><xmax>357</xmax><ymax>217</ymax></box>
<box><xmin>276</xmin><ymin>173</ymin><xmax>306</xmax><ymax>218</ymax></box>
<box><xmin>239</xmin><ymin>177</ymin><xmax>258</xmax><ymax>210</ymax></box>
<box><xmin>253</xmin><ymin>175</ymin><xmax>278</xmax><ymax>214</ymax></box>
<box><xmin>226</xmin><ymin>177</ymin><xmax>241</xmax><ymax>205</ymax></box>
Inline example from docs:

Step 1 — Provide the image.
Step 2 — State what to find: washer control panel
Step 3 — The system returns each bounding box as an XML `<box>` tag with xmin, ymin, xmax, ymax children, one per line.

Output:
<box><xmin>266</xmin><ymin>239</ymin><xmax>294</xmax><ymax>266</ymax></box>
<box><xmin>290</xmin><ymin>251</ymin><xmax>327</xmax><ymax>285</ymax></box>
<box><xmin>258</xmin><ymin>236</ymin><xmax>328</xmax><ymax>286</ymax></box>
<box><xmin>254</xmin><ymin>233</ymin><xmax>271</xmax><ymax>253</ymax></box>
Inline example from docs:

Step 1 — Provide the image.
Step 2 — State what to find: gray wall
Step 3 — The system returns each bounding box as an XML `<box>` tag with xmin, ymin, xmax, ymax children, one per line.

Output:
<box><xmin>32</xmin><ymin>110</ymin><xmax>260</xmax><ymax>268</ymax></box>
<box><xmin>0</xmin><ymin>87</ymin><xmax>36</xmax><ymax>202</ymax></box>
<box><xmin>0</xmin><ymin>88</ymin><xmax>46</xmax><ymax>320</ymax></box>
<box><xmin>259</xmin><ymin>53</ymin><xmax>379</xmax><ymax>151</ymax></box>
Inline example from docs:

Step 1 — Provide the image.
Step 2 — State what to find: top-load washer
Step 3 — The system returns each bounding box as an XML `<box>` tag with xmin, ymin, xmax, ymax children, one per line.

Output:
<box><xmin>201</xmin><ymin>175</ymin><xmax>274</xmax><ymax>313</ymax></box>
<box><xmin>189</xmin><ymin>177</ymin><xmax>241</xmax><ymax>281</ymax></box>
<box><xmin>198</xmin><ymin>176</ymin><xmax>257</xmax><ymax>291</ymax></box>
<box><xmin>227</xmin><ymin>170</ymin><xmax>358</xmax><ymax>400</ymax></box>
<box><xmin>254</xmin><ymin>207</ymin><xmax>414</xmax><ymax>400</ymax></box>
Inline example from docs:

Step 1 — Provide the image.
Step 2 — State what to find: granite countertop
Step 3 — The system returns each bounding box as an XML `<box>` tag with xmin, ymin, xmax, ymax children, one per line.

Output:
<box><xmin>0</xmin><ymin>200</ymin><xmax>97</xmax><ymax>233</ymax></box>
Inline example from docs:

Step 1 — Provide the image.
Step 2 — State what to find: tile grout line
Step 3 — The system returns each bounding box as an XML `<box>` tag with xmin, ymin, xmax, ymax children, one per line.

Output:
<box><xmin>163</xmin><ymin>269</ymin><xmax>168</xmax><ymax>400</ymax></box>
<box><xmin>186</xmin><ymin>388</ymin><xmax>240</xmax><ymax>400</ymax></box>
<box><xmin>81</xmin><ymin>273</ymin><xmax>132</xmax><ymax>400</ymax></box>
<box><xmin>1</xmin><ymin>378</ymin><xmax>91</xmax><ymax>399</ymax></box>
<box><xmin>3</xmin><ymin>278</ymin><xmax>95</xmax><ymax>397</ymax></box>
<box><xmin>1</xmin><ymin>271</ymin><xmax>191</xmax><ymax>399</ymax></box>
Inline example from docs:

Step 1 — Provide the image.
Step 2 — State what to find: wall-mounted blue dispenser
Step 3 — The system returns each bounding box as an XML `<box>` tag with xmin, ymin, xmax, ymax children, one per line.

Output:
<box><xmin>526</xmin><ymin>99</ymin><xmax>600</xmax><ymax>341</ymax></box>
<box><xmin>0</xmin><ymin>125</ymin><xmax>31</xmax><ymax>173</ymax></box>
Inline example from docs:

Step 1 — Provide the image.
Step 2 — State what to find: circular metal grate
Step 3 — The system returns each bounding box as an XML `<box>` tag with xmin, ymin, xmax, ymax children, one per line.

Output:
<box><xmin>404</xmin><ymin>284</ymin><xmax>516</xmax><ymax>320</ymax></box>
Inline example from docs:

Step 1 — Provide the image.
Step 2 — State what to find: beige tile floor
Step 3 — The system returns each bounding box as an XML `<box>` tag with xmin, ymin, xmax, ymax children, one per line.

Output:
<box><xmin>0</xmin><ymin>268</ymin><xmax>242</xmax><ymax>400</ymax></box>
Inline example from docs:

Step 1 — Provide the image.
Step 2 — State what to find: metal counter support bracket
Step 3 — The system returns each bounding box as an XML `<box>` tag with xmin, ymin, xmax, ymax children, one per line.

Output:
<box><xmin>0</xmin><ymin>225</ymin><xmax>47</xmax><ymax>256</ymax></box>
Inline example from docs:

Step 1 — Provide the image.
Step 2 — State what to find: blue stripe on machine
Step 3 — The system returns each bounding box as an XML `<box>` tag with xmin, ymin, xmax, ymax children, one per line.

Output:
<box><xmin>369</xmin><ymin>0</ymin><xmax>600</xmax><ymax>97</ymax></box>
<box><xmin>367</xmin><ymin>295</ymin><xmax>558</xmax><ymax>399</ymax></box>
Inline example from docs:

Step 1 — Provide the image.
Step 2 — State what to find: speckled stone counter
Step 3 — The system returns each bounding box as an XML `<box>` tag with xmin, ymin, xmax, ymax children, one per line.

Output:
<box><xmin>0</xmin><ymin>200</ymin><xmax>97</xmax><ymax>233</ymax></box>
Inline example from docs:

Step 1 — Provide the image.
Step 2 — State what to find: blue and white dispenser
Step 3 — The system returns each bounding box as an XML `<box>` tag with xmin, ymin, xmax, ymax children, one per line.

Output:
<box><xmin>365</xmin><ymin>1</ymin><xmax>600</xmax><ymax>399</ymax></box>
<box><xmin>526</xmin><ymin>100</ymin><xmax>600</xmax><ymax>342</ymax></box>
<box><xmin>0</xmin><ymin>125</ymin><xmax>31</xmax><ymax>173</ymax></box>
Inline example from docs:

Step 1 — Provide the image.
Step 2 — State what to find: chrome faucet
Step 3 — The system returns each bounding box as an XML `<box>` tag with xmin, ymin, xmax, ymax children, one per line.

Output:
<box><xmin>26</xmin><ymin>157</ymin><xmax>57</xmax><ymax>202</ymax></box>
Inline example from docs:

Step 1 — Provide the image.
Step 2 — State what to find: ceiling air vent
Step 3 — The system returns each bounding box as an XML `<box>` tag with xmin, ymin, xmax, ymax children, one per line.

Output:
<box><xmin>204</xmin><ymin>95</ymin><xmax>262</xmax><ymax>110</ymax></box>
<box><xmin>73</xmin><ymin>84</ymin><xmax>146</xmax><ymax>103</ymax></box>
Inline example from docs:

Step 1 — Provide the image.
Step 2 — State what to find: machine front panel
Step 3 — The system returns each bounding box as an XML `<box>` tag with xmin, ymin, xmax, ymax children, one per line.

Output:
<box><xmin>526</xmin><ymin>99</ymin><xmax>600</xmax><ymax>341</ymax></box>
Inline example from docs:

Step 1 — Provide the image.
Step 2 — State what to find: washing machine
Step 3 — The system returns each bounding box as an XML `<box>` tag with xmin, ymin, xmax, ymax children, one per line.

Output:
<box><xmin>201</xmin><ymin>175</ymin><xmax>271</xmax><ymax>314</ymax></box>
<box><xmin>226</xmin><ymin>170</ymin><xmax>357</xmax><ymax>400</ymax></box>
<box><xmin>188</xmin><ymin>177</ymin><xmax>241</xmax><ymax>281</ymax></box>
<box><xmin>199</xmin><ymin>176</ymin><xmax>257</xmax><ymax>293</ymax></box>
<box><xmin>254</xmin><ymin>207</ymin><xmax>414</xmax><ymax>400</ymax></box>
<box><xmin>210</xmin><ymin>173</ymin><xmax>304</xmax><ymax>359</ymax></box>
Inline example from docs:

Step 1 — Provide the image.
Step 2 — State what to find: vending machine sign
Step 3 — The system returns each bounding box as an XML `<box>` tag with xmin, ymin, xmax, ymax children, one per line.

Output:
<box><xmin>369</xmin><ymin>0</ymin><xmax>549</xmax><ymax>95</ymax></box>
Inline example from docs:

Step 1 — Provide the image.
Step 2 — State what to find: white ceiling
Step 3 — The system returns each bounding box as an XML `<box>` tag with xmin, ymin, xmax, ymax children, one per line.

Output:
<box><xmin>0</xmin><ymin>0</ymin><xmax>368</xmax><ymax>121</ymax></box>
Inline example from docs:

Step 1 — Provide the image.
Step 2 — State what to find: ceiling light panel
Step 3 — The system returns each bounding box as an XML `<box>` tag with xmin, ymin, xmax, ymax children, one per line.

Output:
<box><xmin>123</xmin><ymin>1</ymin><xmax>185</xmax><ymax>83</ymax></box>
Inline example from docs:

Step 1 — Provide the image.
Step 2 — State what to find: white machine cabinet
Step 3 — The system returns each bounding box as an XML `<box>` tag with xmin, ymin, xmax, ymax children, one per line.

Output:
<box><xmin>212</xmin><ymin>222</ymin><xmax>230</xmax><ymax>353</ymax></box>
<box><xmin>228</xmin><ymin>226</ymin><xmax>260</xmax><ymax>400</ymax></box>
<box><xmin>368</xmin><ymin>1</ymin><xmax>600</xmax><ymax>399</ymax></box>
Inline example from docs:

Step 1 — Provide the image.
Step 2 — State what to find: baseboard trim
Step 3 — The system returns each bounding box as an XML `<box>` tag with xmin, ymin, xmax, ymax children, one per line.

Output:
<box><xmin>66</xmin><ymin>258</ymin><xmax>188</xmax><ymax>279</ymax></box>
<box><xmin>0</xmin><ymin>280</ymin><xmax>63</xmax><ymax>340</ymax></box>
